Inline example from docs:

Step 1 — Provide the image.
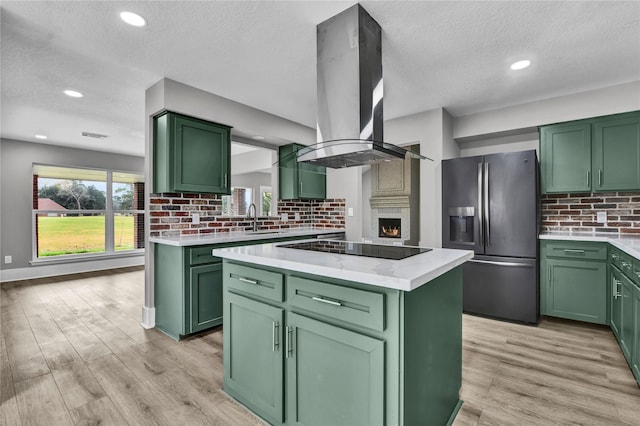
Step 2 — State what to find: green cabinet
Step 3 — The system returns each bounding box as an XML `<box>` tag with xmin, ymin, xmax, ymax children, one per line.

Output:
<box><xmin>592</xmin><ymin>113</ymin><xmax>640</xmax><ymax>191</ymax></box>
<box><xmin>224</xmin><ymin>292</ymin><xmax>284</xmax><ymax>424</ymax></box>
<box><xmin>154</xmin><ymin>244</ymin><xmax>224</xmax><ymax>340</ymax></box>
<box><xmin>541</xmin><ymin>240</ymin><xmax>608</xmax><ymax>324</ymax></box>
<box><xmin>285</xmin><ymin>312</ymin><xmax>384</xmax><ymax>426</ymax></box>
<box><xmin>540</xmin><ymin>121</ymin><xmax>592</xmax><ymax>193</ymax></box>
<box><xmin>540</xmin><ymin>110</ymin><xmax>640</xmax><ymax>194</ymax></box>
<box><xmin>154</xmin><ymin>111</ymin><xmax>231</xmax><ymax>194</ymax></box>
<box><xmin>632</xmin><ymin>280</ymin><xmax>640</xmax><ymax>382</ymax></box>
<box><xmin>278</xmin><ymin>143</ymin><xmax>326</xmax><ymax>200</ymax></box>
<box><xmin>222</xmin><ymin>260</ymin><xmax>464</xmax><ymax>425</ymax></box>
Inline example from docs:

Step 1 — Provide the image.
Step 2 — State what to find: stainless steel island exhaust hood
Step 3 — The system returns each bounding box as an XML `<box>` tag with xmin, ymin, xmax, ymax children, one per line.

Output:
<box><xmin>297</xmin><ymin>4</ymin><xmax>425</xmax><ymax>168</ymax></box>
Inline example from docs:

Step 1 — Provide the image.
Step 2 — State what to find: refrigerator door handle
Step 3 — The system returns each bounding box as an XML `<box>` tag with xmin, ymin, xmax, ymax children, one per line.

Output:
<box><xmin>484</xmin><ymin>162</ymin><xmax>490</xmax><ymax>246</ymax></box>
<box><xmin>477</xmin><ymin>163</ymin><xmax>484</xmax><ymax>247</ymax></box>
<box><xmin>468</xmin><ymin>259</ymin><xmax>533</xmax><ymax>268</ymax></box>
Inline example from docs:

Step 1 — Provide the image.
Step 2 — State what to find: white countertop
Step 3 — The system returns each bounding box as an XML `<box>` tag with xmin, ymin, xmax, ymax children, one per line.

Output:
<box><xmin>540</xmin><ymin>232</ymin><xmax>640</xmax><ymax>259</ymax></box>
<box><xmin>212</xmin><ymin>241</ymin><xmax>474</xmax><ymax>291</ymax></box>
<box><xmin>149</xmin><ymin>227</ymin><xmax>345</xmax><ymax>247</ymax></box>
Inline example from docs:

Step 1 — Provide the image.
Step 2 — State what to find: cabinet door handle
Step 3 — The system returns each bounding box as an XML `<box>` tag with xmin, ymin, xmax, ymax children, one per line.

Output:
<box><xmin>586</xmin><ymin>169</ymin><xmax>590</xmax><ymax>185</ymax></box>
<box><xmin>598</xmin><ymin>169</ymin><xmax>602</xmax><ymax>186</ymax></box>
<box><xmin>272</xmin><ymin>321</ymin><xmax>279</xmax><ymax>352</ymax></box>
<box><xmin>285</xmin><ymin>326</ymin><xmax>293</xmax><ymax>358</ymax></box>
<box><xmin>224</xmin><ymin>173</ymin><xmax>228</xmax><ymax>187</ymax></box>
<box><xmin>563</xmin><ymin>249</ymin><xmax>585</xmax><ymax>254</ymax></box>
<box><xmin>299</xmin><ymin>181</ymin><xmax>303</xmax><ymax>194</ymax></box>
<box><xmin>238</xmin><ymin>277</ymin><xmax>258</xmax><ymax>285</ymax></box>
<box><xmin>547</xmin><ymin>266</ymin><xmax>552</xmax><ymax>284</ymax></box>
<box><xmin>312</xmin><ymin>296</ymin><xmax>342</xmax><ymax>307</ymax></box>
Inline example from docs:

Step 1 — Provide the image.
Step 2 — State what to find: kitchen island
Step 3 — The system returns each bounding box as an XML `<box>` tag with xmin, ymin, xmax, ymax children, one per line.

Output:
<box><xmin>212</xmin><ymin>240</ymin><xmax>473</xmax><ymax>426</ymax></box>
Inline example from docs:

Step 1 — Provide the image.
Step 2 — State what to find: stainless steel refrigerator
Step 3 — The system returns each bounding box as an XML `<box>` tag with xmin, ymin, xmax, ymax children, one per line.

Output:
<box><xmin>442</xmin><ymin>150</ymin><xmax>539</xmax><ymax>323</ymax></box>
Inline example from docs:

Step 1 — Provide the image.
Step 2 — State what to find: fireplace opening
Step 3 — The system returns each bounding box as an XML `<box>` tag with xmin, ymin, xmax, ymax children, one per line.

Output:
<box><xmin>379</xmin><ymin>218</ymin><xmax>401</xmax><ymax>238</ymax></box>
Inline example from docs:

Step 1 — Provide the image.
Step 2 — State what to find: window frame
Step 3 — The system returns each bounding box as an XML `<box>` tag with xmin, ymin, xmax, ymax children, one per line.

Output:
<box><xmin>31</xmin><ymin>163</ymin><xmax>145</xmax><ymax>264</ymax></box>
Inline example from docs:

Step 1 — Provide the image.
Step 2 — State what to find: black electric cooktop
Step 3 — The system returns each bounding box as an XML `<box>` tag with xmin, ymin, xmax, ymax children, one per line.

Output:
<box><xmin>278</xmin><ymin>240</ymin><xmax>431</xmax><ymax>260</ymax></box>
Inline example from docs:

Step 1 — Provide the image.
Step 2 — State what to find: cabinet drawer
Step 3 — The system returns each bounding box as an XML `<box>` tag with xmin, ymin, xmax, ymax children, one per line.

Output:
<box><xmin>287</xmin><ymin>276</ymin><xmax>385</xmax><ymax>331</ymax></box>
<box><xmin>619</xmin><ymin>250</ymin><xmax>634</xmax><ymax>277</ymax></box>
<box><xmin>544</xmin><ymin>241</ymin><xmax>607</xmax><ymax>261</ymax></box>
<box><xmin>225</xmin><ymin>263</ymin><xmax>284</xmax><ymax>302</ymax></box>
<box><xmin>188</xmin><ymin>245</ymin><xmax>220</xmax><ymax>266</ymax></box>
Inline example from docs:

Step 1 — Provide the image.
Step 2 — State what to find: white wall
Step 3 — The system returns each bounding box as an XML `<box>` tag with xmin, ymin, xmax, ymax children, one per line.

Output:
<box><xmin>0</xmin><ymin>139</ymin><xmax>144</xmax><ymax>282</ymax></box>
<box><xmin>458</xmin><ymin>132</ymin><xmax>539</xmax><ymax>158</ymax></box>
<box><xmin>326</xmin><ymin>167</ymin><xmax>363</xmax><ymax>241</ymax></box>
<box><xmin>454</xmin><ymin>81</ymin><xmax>640</xmax><ymax>140</ymax></box>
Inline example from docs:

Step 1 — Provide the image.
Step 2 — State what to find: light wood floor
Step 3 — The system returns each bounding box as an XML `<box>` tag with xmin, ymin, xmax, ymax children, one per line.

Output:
<box><xmin>1</xmin><ymin>268</ymin><xmax>639</xmax><ymax>425</ymax></box>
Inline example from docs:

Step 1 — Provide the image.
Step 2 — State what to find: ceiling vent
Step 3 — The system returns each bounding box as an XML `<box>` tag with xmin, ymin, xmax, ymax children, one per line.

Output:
<box><xmin>81</xmin><ymin>131</ymin><xmax>108</xmax><ymax>139</ymax></box>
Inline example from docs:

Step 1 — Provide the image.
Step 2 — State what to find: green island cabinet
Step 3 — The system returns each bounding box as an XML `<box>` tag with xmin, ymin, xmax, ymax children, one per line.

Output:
<box><xmin>632</xmin><ymin>275</ymin><xmax>640</xmax><ymax>383</ymax></box>
<box><xmin>278</xmin><ymin>143</ymin><xmax>326</xmax><ymax>200</ymax></box>
<box><xmin>154</xmin><ymin>111</ymin><xmax>231</xmax><ymax>194</ymax></box>
<box><xmin>540</xmin><ymin>240</ymin><xmax>608</xmax><ymax>325</ymax></box>
<box><xmin>223</xmin><ymin>260</ymin><xmax>463</xmax><ymax>426</ymax></box>
<box><xmin>153</xmin><ymin>235</ymin><xmax>323</xmax><ymax>340</ymax></box>
<box><xmin>540</xmin><ymin>110</ymin><xmax>640</xmax><ymax>193</ymax></box>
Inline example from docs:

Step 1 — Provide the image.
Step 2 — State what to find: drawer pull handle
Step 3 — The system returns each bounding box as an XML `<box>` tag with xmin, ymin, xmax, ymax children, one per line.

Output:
<box><xmin>272</xmin><ymin>321</ymin><xmax>279</xmax><ymax>352</ymax></box>
<box><xmin>285</xmin><ymin>326</ymin><xmax>293</xmax><ymax>358</ymax></box>
<box><xmin>563</xmin><ymin>249</ymin><xmax>585</xmax><ymax>254</ymax></box>
<box><xmin>622</xmin><ymin>261</ymin><xmax>631</xmax><ymax>268</ymax></box>
<box><xmin>635</xmin><ymin>272</ymin><xmax>640</xmax><ymax>278</ymax></box>
<box><xmin>312</xmin><ymin>296</ymin><xmax>342</xmax><ymax>307</ymax></box>
<box><xmin>238</xmin><ymin>277</ymin><xmax>258</xmax><ymax>285</ymax></box>
<box><xmin>612</xmin><ymin>253</ymin><xmax>619</xmax><ymax>259</ymax></box>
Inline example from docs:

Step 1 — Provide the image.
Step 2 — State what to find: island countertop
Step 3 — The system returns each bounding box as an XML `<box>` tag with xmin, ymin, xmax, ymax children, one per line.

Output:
<box><xmin>212</xmin><ymin>240</ymin><xmax>474</xmax><ymax>291</ymax></box>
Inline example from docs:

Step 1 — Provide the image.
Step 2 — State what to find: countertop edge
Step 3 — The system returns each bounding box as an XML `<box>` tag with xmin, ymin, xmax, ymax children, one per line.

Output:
<box><xmin>149</xmin><ymin>228</ymin><xmax>345</xmax><ymax>247</ymax></box>
<box><xmin>212</xmin><ymin>248</ymin><xmax>474</xmax><ymax>291</ymax></box>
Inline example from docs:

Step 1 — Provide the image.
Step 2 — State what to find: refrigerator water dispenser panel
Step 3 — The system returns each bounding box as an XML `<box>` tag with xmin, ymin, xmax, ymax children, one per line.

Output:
<box><xmin>449</xmin><ymin>207</ymin><xmax>475</xmax><ymax>243</ymax></box>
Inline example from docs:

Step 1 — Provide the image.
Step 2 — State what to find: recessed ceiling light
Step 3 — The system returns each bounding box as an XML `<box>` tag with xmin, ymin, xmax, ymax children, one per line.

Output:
<box><xmin>510</xmin><ymin>60</ymin><xmax>531</xmax><ymax>71</ymax></box>
<box><xmin>34</xmin><ymin>134</ymin><xmax>48</xmax><ymax>140</ymax></box>
<box><xmin>251</xmin><ymin>135</ymin><xmax>265</xmax><ymax>140</ymax></box>
<box><xmin>120</xmin><ymin>11</ymin><xmax>146</xmax><ymax>27</ymax></box>
<box><xmin>63</xmin><ymin>89</ymin><xmax>83</xmax><ymax>98</ymax></box>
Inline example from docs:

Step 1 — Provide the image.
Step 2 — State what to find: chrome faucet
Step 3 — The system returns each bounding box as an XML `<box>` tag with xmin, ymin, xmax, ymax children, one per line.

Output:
<box><xmin>247</xmin><ymin>203</ymin><xmax>258</xmax><ymax>232</ymax></box>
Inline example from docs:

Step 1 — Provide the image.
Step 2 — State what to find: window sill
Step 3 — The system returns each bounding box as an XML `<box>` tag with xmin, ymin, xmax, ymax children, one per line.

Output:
<box><xmin>30</xmin><ymin>249</ymin><xmax>145</xmax><ymax>266</ymax></box>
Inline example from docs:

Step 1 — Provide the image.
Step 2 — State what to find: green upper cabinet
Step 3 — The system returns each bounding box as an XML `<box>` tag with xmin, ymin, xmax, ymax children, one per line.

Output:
<box><xmin>540</xmin><ymin>110</ymin><xmax>640</xmax><ymax>194</ymax></box>
<box><xmin>540</xmin><ymin>121</ymin><xmax>592</xmax><ymax>193</ymax></box>
<box><xmin>154</xmin><ymin>111</ymin><xmax>231</xmax><ymax>194</ymax></box>
<box><xmin>592</xmin><ymin>111</ymin><xmax>640</xmax><ymax>192</ymax></box>
<box><xmin>278</xmin><ymin>143</ymin><xmax>326</xmax><ymax>200</ymax></box>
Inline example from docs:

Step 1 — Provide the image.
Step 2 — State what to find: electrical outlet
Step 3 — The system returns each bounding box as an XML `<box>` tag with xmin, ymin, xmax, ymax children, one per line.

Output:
<box><xmin>348</xmin><ymin>207</ymin><xmax>354</xmax><ymax>217</ymax></box>
<box><xmin>281</xmin><ymin>213</ymin><xmax>288</xmax><ymax>222</ymax></box>
<box><xmin>4</xmin><ymin>256</ymin><xmax>12</xmax><ymax>264</ymax></box>
<box><xmin>596</xmin><ymin>211</ymin><xmax>607</xmax><ymax>224</ymax></box>
<box><xmin>192</xmin><ymin>213</ymin><xmax>200</xmax><ymax>225</ymax></box>
<box><xmin>294</xmin><ymin>212</ymin><xmax>300</xmax><ymax>221</ymax></box>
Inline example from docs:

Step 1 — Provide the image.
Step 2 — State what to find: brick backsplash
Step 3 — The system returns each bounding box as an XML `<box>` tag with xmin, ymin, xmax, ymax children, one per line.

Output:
<box><xmin>541</xmin><ymin>192</ymin><xmax>640</xmax><ymax>234</ymax></box>
<box><xmin>149</xmin><ymin>193</ymin><xmax>345</xmax><ymax>237</ymax></box>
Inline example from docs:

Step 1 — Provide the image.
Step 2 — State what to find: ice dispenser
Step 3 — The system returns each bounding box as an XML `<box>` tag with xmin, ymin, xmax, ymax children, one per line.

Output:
<box><xmin>448</xmin><ymin>207</ymin><xmax>475</xmax><ymax>244</ymax></box>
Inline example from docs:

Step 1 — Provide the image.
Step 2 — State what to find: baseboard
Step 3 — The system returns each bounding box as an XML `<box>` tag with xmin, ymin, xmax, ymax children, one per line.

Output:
<box><xmin>0</xmin><ymin>255</ymin><xmax>145</xmax><ymax>282</ymax></box>
<box><xmin>141</xmin><ymin>306</ymin><xmax>156</xmax><ymax>329</ymax></box>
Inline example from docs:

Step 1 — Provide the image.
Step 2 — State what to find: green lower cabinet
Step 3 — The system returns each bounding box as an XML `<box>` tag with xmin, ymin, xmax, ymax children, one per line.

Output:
<box><xmin>632</xmin><ymin>282</ymin><xmax>640</xmax><ymax>382</ymax></box>
<box><xmin>286</xmin><ymin>312</ymin><xmax>384</xmax><ymax>426</ymax></box>
<box><xmin>224</xmin><ymin>292</ymin><xmax>284</xmax><ymax>424</ymax></box>
<box><xmin>189</xmin><ymin>263</ymin><xmax>223</xmax><ymax>333</ymax></box>
<box><xmin>543</xmin><ymin>258</ymin><xmax>607</xmax><ymax>324</ymax></box>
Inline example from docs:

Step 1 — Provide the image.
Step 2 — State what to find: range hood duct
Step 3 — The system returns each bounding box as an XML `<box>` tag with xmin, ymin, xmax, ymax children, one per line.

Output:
<box><xmin>297</xmin><ymin>4</ymin><xmax>425</xmax><ymax>168</ymax></box>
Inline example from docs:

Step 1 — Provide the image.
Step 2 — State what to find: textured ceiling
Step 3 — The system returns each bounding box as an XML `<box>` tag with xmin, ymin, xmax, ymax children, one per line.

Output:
<box><xmin>1</xmin><ymin>1</ymin><xmax>639</xmax><ymax>157</ymax></box>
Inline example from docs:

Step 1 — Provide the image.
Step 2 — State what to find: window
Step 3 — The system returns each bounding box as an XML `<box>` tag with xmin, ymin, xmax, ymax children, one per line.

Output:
<box><xmin>32</xmin><ymin>164</ymin><xmax>144</xmax><ymax>260</ymax></box>
<box><xmin>221</xmin><ymin>187</ymin><xmax>253</xmax><ymax>216</ymax></box>
<box><xmin>260</xmin><ymin>186</ymin><xmax>272</xmax><ymax>216</ymax></box>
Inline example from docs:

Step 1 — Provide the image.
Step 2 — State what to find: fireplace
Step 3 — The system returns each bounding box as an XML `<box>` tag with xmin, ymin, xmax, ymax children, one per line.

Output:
<box><xmin>379</xmin><ymin>218</ymin><xmax>401</xmax><ymax>239</ymax></box>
